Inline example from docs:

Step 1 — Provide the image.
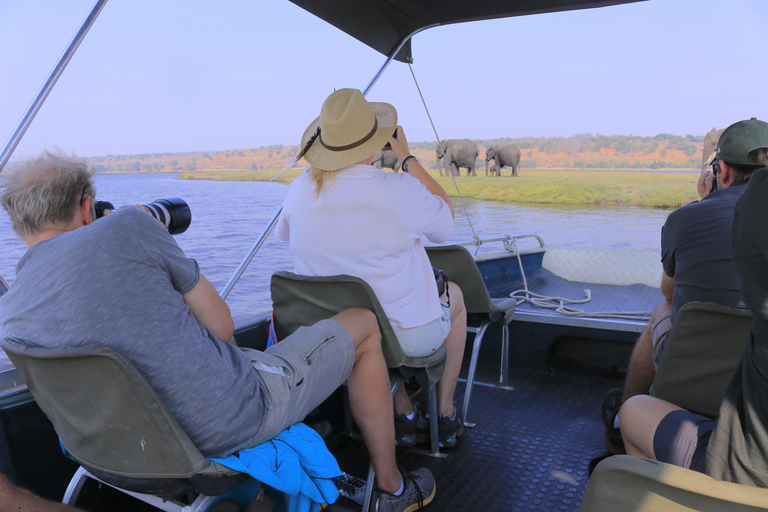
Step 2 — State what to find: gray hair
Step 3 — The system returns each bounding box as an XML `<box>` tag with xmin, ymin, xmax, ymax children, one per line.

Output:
<box><xmin>1</xmin><ymin>150</ymin><xmax>95</xmax><ymax>242</ymax></box>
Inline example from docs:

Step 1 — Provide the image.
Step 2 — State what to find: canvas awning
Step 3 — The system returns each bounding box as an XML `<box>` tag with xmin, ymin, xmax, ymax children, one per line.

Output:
<box><xmin>289</xmin><ymin>0</ymin><xmax>645</xmax><ymax>62</ymax></box>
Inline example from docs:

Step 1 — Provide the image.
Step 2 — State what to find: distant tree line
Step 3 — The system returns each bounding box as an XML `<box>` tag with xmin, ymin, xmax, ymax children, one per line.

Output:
<box><xmin>61</xmin><ymin>133</ymin><xmax>703</xmax><ymax>174</ymax></box>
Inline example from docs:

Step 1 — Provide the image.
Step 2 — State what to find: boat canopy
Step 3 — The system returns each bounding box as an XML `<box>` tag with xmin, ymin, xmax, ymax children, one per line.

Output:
<box><xmin>289</xmin><ymin>0</ymin><xmax>645</xmax><ymax>62</ymax></box>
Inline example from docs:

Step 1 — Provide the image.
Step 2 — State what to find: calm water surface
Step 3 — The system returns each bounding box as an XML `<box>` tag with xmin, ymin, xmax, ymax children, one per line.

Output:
<box><xmin>0</xmin><ymin>173</ymin><xmax>670</xmax><ymax>319</ymax></box>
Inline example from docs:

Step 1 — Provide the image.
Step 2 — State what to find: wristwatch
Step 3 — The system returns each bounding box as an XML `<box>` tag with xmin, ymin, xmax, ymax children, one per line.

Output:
<box><xmin>401</xmin><ymin>155</ymin><xmax>417</xmax><ymax>173</ymax></box>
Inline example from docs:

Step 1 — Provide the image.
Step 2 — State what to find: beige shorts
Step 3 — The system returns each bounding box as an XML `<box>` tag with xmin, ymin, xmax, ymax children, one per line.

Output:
<box><xmin>391</xmin><ymin>302</ymin><xmax>451</xmax><ymax>357</ymax></box>
<box><xmin>652</xmin><ymin>310</ymin><xmax>673</xmax><ymax>368</ymax></box>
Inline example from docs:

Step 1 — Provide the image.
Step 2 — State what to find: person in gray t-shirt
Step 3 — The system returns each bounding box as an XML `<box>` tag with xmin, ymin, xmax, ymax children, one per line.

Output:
<box><xmin>0</xmin><ymin>150</ymin><xmax>410</xmax><ymax>498</ymax></box>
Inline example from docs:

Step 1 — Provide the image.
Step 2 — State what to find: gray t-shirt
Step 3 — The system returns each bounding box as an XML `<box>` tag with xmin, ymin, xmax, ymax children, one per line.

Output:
<box><xmin>0</xmin><ymin>207</ymin><xmax>265</xmax><ymax>457</ymax></box>
<box><xmin>660</xmin><ymin>183</ymin><xmax>746</xmax><ymax>323</ymax></box>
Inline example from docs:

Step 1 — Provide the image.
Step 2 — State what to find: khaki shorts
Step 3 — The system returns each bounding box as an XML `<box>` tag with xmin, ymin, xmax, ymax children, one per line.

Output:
<box><xmin>651</xmin><ymin>310</ymin><xmax>673</xmax><ymax>368</ymax></box>
<box><xmin>240</xmin><ymin>319</ymin><xmax>354</xmax><ymax>446</ymax></box>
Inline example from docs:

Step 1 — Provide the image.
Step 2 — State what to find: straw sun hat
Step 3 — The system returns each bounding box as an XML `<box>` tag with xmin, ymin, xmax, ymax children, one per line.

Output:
<box><xmin>298</xmin><ymin>88</ymin><xmax>397</xmax><ymax>171</ymax></box>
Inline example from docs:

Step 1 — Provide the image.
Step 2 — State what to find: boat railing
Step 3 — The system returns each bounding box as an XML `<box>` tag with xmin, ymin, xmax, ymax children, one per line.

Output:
<box><xmin>454</xmin><ymin>233</ymin><xmax>546</xmax><ymax>260</ymax></box>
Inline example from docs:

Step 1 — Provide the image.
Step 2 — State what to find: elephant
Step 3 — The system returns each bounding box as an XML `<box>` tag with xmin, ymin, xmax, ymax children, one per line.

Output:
<box><xmin>485</xmin><ymin>144</ymin><xmax>521</xmax><ymax>177</ymax></box>
<box><xmin>702</xmin><ymin>127</ymin><xmax>724</xmax><ymax>169</ymax></box>
<box><xmin>436</xmin><ymin>139</ymin><xmax>479</xmax><ymax>177</ymax></box>
<box><xmin>371</xmin><ymin>150</ymin><xmax>401</xmax><ymax>172</ymax></box>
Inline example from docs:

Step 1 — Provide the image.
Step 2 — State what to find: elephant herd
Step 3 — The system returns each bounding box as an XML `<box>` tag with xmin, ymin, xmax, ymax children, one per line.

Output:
<box><xmin>435</xmin><ymin>140</ymin><xmax>520</xmax><ymax>177</ymax></box>
<box><xmin>373</xmin><ymin>140</ymin><xmax>521</xmax><ymax>177</ymax></box>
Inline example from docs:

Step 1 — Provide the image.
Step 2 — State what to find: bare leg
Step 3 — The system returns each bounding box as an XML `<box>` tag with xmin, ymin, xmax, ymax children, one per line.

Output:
<box><xmin>393</xmin><ymin>385</ymin><xmax>414</xmax><ymax>416</ymax></box>
<box><xmin>331</xmin><ymin>309</ymin><xmax>401</xmax><ymax>493</ymax></box>
<box><xmin>622</xmin><ymin>300</ymin><xmax>672</xmax><ymax>402</ymax></box>
<box><xmin>620</xmin><ymin>395</ymin><xmax>683</xmax><ymax>459</ymax></box>
<box><xmin>393</xmin><ymin>283</ymin><xmax>468</xmax><ymax>418</ymax></box>
<box><xmin>437</xmin><ymin>282</ymin><xmax>467</xmax><ymax>418</ymax></box>
<box><xmin>0</xmin><ymin>474</ymin><xmax>80</xmax><ymax>512</ymax></box>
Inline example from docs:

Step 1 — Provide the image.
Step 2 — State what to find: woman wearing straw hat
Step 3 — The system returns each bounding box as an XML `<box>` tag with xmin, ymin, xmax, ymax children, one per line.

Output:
<box><xmin>277</xmin><ymin>88</ymin><xmax>467</xmax><ymax>505</ymax></box>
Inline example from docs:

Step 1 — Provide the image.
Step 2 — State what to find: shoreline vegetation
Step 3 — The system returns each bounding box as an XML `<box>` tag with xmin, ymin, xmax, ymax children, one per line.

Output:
<box><xmin>76</xmin><ymin>134</ymin><xmax>706</xmax><ymax>175</ymax></box>
<box><xmin>3</xmin><ymin>133</ymin><xmax>707</xmax><ymax>209</ymax></box>
<box><xmin>177</xmin><ymin>168</ymin><xmax>700</xmax><ymax>209</ymax></box>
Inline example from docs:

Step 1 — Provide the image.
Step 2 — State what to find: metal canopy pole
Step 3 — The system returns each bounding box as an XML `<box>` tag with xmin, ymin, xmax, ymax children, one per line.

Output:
<box><xmin>219</xmin><ymin>27</ymin><xmax>436</xmax><ymax>299</ymax></box>
<box><xmin>0</xmin><ymin>273</ymin><xmax>9</xmax><ymax>296</ymax></box>
<box><xmin>0</xmin><ymin>0</ymin><xmax>109</xmax><ymax>171</ymax></box>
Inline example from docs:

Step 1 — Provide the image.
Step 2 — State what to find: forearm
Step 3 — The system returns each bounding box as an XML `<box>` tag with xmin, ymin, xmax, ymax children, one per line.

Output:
<box><xmin>405</xmin><ymin>159</ymin><xmax>455</xmax><ymax>217</ymax></box>
<box><xmin>390</xmin><ymin>126</ymin><xmax>454</xmax><ymax>217</ymax></box>
<box><xmin>183</xmin><ymin>273</ymin><xmax>235</xmax><ymax>342</ymax></box>
<box><xmin>660</xmin><ymin>272</ymin><xmax>674</xmax><ymax>303</ymax></box>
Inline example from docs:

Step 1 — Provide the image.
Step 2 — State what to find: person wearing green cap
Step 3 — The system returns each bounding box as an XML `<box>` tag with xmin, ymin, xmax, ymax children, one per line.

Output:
<box><xmin>615</xmin><ymin>118</ymin><xmax>768</xmax><ymax>481</ymax></box>
<box><xmin>600</xmin><ymin>118</ymin><xmax>768</xmax><ymax>456</ymax></box>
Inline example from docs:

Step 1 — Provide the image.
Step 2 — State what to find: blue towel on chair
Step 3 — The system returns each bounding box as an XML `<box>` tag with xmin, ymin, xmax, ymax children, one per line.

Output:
<box><xmin>210</xmin><ymin>423</ymin><xmax>341</xmax><ymax>512</ymax></box>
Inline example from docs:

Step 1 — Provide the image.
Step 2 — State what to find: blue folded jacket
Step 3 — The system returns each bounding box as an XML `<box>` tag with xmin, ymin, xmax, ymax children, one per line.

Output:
<box><xmin>210</xmin><ymin>423</ymin><xmax>342</xmax><ymax>512</ymax></box>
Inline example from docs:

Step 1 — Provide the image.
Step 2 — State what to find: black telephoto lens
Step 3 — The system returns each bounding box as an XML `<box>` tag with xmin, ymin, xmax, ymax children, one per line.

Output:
<box><xmin>141</xmin><ymin>198</ymin><xmax>192</xmax><ymax>235</ymax></box>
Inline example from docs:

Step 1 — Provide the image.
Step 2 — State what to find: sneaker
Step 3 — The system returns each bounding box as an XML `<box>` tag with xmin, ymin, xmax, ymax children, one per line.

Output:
<box><xmin>600</xmin><ymin>388</ymin><xmax>625</xmax><ymax>454</ymax></box>
<box><xmin>371</xmin><ymin>467</ymin><xmax>436</xmax><ymax>512</ymax></box>
<box><xmin>438</xmin><ymin>409</ymin><xmax>463</xmax><ymax>447</ymax></box>
<box><xmin>394</xmin><ymin>408</ymin><xmax>430</xmax><ymax>446</ymax></box>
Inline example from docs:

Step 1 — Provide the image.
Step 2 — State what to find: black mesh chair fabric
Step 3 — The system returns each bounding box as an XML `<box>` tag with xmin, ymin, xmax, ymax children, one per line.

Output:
<box><xmin>650</xmin><ymin>302</ymin><xmax>752</xmax><ymax>418</ymax></box>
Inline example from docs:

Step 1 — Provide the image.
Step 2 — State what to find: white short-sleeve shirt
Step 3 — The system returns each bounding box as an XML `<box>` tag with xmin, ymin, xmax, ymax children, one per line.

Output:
<box><xmin>276</xmin><ymin>164</ymin><xmax>454</xmax><ymax>328</ymax></box>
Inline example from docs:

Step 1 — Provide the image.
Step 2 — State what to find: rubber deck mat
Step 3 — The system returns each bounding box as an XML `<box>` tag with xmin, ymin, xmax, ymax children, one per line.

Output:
<box><xmin>515</xmin><ymin>268</ymin><xmax>664</xmax><ymax>316</ymax></box>
<box><xmin>328</xmin><ymin>363</ymin><xmax>621</xmax><ymax>512</ymax></box>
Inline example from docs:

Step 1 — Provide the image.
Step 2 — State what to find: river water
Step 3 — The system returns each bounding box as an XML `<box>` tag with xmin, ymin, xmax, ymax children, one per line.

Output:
<box><xmin>0</xmin><ymin>173</ymin><xmax>670</xmax><ymax>319</ymax></box>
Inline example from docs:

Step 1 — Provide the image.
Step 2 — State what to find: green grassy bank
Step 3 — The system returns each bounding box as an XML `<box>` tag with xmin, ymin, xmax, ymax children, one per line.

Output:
<box><xmin>178</xmin><ymin>168</ymin><xmax>700</xmax><ymax>209</ymax></box>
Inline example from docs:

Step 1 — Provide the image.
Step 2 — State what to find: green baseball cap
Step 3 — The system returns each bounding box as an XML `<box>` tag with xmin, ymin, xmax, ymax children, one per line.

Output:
<box><xmin>716</xmin><ymin>117</ymin><xmax>768</xmax><ymax>165</ymax></box>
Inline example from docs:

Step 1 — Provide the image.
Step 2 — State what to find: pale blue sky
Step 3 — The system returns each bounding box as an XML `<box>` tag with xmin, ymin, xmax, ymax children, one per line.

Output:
<box><xmin>1</xmin><ymin>0</ymin><xmax>766</xmax><ymax>159</ymax></box>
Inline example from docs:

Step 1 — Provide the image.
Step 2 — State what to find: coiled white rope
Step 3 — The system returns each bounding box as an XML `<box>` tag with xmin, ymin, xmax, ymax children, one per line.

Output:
<box><xmin>507</xmin><ymin>237</ymin><xmax>652</xmax><ymax>321</ymax></box>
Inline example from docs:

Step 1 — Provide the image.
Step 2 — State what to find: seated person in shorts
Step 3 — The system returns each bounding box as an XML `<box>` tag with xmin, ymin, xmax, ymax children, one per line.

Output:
<box><xmin>0</xmin><ymin>151</ymin><xmax>435</xmax><ymax>511</ymax></box>
<box><xmin>277</xmin><ymin>88</ymin><xmax>468</xmax><ymax>448</ymax></box>
<box><xmin>620</xmin><ymin>141</ymin><xmax>768</xmax><ymax>487</ymax></box>
<box><xmin>601</xmin><ymin>118</ymin><xmax>768</xmax><ymax>453</ymax></box>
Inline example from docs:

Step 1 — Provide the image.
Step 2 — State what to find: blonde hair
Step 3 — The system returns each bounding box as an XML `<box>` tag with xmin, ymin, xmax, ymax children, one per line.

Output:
<box><xmin>308</xmin><ymin>166</ymin><xmax>339</xmax><ymax>197</ymax></box>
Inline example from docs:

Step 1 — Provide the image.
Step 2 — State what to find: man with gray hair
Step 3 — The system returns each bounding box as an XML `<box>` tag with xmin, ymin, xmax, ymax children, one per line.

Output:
<box><xmin>0</xmin><ymin>150</ymin><xmax>428</xmax><ymax>510</ymax></box>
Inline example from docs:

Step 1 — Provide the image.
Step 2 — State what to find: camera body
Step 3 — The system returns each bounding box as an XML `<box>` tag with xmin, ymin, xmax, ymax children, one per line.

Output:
<box><xmin>94</xmin><ymin>197</ymin><xmax>191</xmax><ymax>235</ymax></box>
<box><xmin>383</xmin><ymin>128</ymin><xmax>398</xmax><ymax>150</ymax></box>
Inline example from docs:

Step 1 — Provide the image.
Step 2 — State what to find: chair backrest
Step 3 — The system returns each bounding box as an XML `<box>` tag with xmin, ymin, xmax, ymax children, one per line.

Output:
<box><xmin>1</xmin><ymin>339</ymin><xmax>209</xmax><ymax>479</ymax></box>
<box><xmin>271</xmin><ymin>271</ymin><xmax>408</xmax><ymax>368</ymax></box>
<box><xmin>270</xmin><ymin>271</ymin><xmax>446</xmax><ymax>388</ymax></box>
<box><xmin>580</xmin><ymin>455</ymin><xmax>768</xmax><ymax>512</ymax></box>
<box><xmin>425</xmin><ymin>245</ymin><xmax>495</xmax><ymax>315</ymax></box>
<box><xmin>650</xmin><ymin>302</ymin><xmax>752</xmax><ymax>418</ymax></box>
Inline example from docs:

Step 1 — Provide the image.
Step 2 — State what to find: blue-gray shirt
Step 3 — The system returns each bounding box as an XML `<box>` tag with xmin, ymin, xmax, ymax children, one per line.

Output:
<box><xmin>0</xmin><ymin>207</ymin><xmax>265</xmax><ymax>457</ymax></box>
